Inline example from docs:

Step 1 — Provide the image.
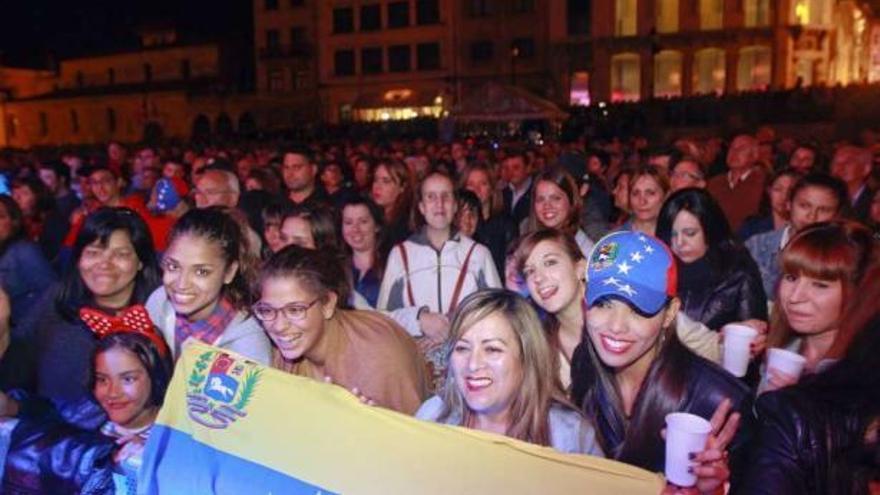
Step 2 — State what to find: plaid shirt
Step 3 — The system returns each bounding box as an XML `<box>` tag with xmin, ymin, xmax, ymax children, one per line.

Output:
<box><xmin>174</xmin><ymin>298</ymin><xmax>237</xmax><ymax>356</ymax></box>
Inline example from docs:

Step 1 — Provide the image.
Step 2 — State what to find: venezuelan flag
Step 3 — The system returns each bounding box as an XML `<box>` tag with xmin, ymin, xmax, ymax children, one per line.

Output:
<box><xmin>139</xmin><ymin>342</ymin><xmax>664</xmax><ymax>494</ymax></box>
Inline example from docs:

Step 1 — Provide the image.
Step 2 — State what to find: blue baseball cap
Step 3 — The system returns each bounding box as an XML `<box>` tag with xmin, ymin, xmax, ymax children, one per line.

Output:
<box><xmin>585</xmin><ymin>231</ymin><xmax>678</xmax><ymax>315</ymax></box>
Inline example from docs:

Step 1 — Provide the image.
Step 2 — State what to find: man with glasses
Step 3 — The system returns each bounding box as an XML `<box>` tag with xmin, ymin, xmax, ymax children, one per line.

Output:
<box><xmin>669</xmin><ymin>157</ymin><xmax>707</xmax><ymax>192</ymax></box>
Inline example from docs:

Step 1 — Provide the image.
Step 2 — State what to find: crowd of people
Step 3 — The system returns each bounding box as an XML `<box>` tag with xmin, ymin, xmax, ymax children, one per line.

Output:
<box><xmin>0</xmin><ymin>125</ymin><xmax>878</xmax><ymax>494</ymax></box>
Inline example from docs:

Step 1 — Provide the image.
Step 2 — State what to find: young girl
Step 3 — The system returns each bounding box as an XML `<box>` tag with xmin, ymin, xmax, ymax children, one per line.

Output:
<box><xmin>146</xmin><ymin>207</ymin><xmax>271</xmax><ymax>364</ymax></box>
<box><xmin>92</xmin><ymin>331</ymin><xmax>173</xmax><ymax>493</ymax></box>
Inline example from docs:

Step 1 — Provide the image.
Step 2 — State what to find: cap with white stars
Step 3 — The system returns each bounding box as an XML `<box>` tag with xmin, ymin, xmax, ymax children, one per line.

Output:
<box><xmin>585</xmin><ymin>230</ymin><xmax>677</xmax><ymax>315</ymax></box>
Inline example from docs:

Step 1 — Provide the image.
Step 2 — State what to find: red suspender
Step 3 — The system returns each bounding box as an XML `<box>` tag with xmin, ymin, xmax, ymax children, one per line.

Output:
<box><xmin>448</xmin><ymin>242</ymin><xmax>477</xmax><ymax>314</ymax></box>
<box><xmin>397</xmin><ymin>243</ymin><xmax>416</xmax><ymax>307</ymax></box>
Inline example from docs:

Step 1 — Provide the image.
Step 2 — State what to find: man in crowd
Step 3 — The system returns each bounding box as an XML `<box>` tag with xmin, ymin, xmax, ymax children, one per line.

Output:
<box><xmin>501</xmin><ymin>150</ymin><xmax>533</xmax><ymax>231</ymax></box>
<box><xmin>707</xmin><ymin>134</ymin><xmax>767</xmax><ymax>231</ymax></box>
<box><xmin>830</xmin><ymin>144</ymin><xmax>875</xmax><ymax>222</ymax></box>
<box><xmin>281</xmin><ymin>147</ymin><xmax>327</xmax><ymax>209</ymax></box>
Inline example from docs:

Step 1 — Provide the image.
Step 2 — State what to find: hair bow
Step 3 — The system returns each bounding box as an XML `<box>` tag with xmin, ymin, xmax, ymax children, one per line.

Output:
<box><xmin>79</xmin><ymin>304</ymin><xmax>169</xmax><ymax>356</ymax></box>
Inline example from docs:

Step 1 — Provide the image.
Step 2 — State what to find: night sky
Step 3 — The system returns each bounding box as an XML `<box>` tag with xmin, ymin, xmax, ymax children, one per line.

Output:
<box><xmin>0</xmin><ymin>0</ymin><xmax>251</xmax><ymax>67</ymax></box>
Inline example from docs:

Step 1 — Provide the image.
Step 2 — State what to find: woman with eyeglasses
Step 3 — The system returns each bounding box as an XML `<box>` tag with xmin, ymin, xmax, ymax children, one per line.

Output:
<box><xmin>254</xmin><ymin>245</ymin><xmax>428</xmax><ymax>414</ymax></box>
<box><xmin>145</xmin><ymin>207</ymin><xmax>271</xmax><ymax>364</ymax></box>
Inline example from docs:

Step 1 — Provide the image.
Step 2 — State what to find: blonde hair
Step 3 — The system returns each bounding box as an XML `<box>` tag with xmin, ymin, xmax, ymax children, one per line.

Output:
<box><xmin>437</xmin><ymin>289</ymin><xmax>571</xmax><ymax>446</ymax></box>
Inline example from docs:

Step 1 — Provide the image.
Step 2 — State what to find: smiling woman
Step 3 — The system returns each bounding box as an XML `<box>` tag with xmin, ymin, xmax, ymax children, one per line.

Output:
<box><xmin>415</xmin><ymin>289</ymin><xmax>602</xmax><ymax>455</ymax></box>
<box><xmin>256</xmin><ymin>245</ymin><xmax>428</xmax><ymax>414</ymax></box>
<box><xmin>15</xmin><ymin>208</ymin><xmax>160</xmax><ymax>404</ymax></box>
<box><xmin>145</xmin><ymin>207</ymin><xmax>271</xmax><ymax>364</ymax></box>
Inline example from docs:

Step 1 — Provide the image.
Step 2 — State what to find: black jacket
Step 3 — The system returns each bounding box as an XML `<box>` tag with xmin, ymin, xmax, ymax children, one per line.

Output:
<box><xmin>678</xmin><ymin>246</ymin><xmax>768</xmax><ymax>331</ymax></box>
<box><xmin>737</xmin><ymin>389</ymin><xmax>877</xmax><ymax>495</ymax></box>
<box><xmin>502</xmin><ymin>180</ymin><xmax>533</xmax><ymax>233</ymax></box>
<box><xmin>572</xmin><ymin>341</ymin><xmax>754</xmax><ymax>484</ymax></box>
<box><xmin>3</xmin><ymin>394</ymin><xmax>113</xmax><ymax>495</ymax></box>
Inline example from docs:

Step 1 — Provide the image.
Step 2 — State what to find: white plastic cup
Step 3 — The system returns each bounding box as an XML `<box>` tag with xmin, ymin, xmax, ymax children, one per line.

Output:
<box><xmin>665</xmin><ymin>412</ymin><xmax>712</xmax><ymax>487</ymax></box>
<box><xmin>759</xmin><ymin>347</ymin><xmax>807</xmax><ymax>393</ymax></box>
<box><xmin>722</xmin><ymin>324</ymin><xmax>758</xmax><ymax>377</ymax></box>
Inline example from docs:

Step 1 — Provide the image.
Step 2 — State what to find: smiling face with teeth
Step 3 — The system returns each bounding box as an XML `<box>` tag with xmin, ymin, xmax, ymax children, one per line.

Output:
<box><xmin>449</xmin><ymin>311</ymin><xmax>524</xmax><ymax>429</ymax></box>
<box><xmin>534</xmin><ymin>180</ymin><xmax>573</xmax><ymax>230</ymax></box>
<box><xmin>585</xmin><ymin>297</ymin><xmax>678</xmax><ymax>376</ymax></box>
<box><xmin>257</xmin><ymin>275</ymin><xmax>336</xmax><ymax>362</ymax></box>
<box><xmin>162</xmin><ymin>233</ymin><xmax>239</xmax><ymax>322</ymax></box>
<box><xmin>522</xmin><ymin>239</ymin><xmax>586</xmax><ymax>316</ymax></box>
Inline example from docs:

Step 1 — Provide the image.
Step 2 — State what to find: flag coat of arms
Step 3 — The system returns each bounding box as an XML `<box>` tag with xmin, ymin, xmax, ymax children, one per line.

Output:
<box><xmin>139</xmin><ymin>342</ymin><xmax>664</xmax><ymax>494</ymax></box>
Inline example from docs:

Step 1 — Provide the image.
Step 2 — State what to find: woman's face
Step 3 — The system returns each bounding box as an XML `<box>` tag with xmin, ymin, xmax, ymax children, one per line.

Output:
<box><xmin>522</xmin><ymin>239</ymin><xmax>585</xmax><ymax>315</ymax></box>
<box><xmin>456</xmin><ymin>205</ymin><xmax>479</xmax><ymax>238</ymax></box>
<box><xmin>257</xmin><ymin>276</ymin><xmax>335</xmax><ymax>362</ymax></box>
<box><xmin>371</xmin><ymin>165</ymin><xmax>402</xmax><ymax>208</ymax></box>
<box><xmin>94</xmin><ymin>347</ymin><xmax>155</xmax><ymax>430</ymax></box>
<box><xmin>263</xmin><ymin>219</ymin><xmax>285</xmax><ymax>253</ymax></box>
<box><xmin>629</xmin><ymin>175</ymin><xmax>665</xmax><ymax>222</ymax></box>
<box><xmin>670</xmin><ymin>210</ymin><xmax>708</xmax><ymax>264</ymax></box>
<box><xmin>0</xmin><ymin>203</ymin><xmax>12</xmax><ymax>242</ymax></box>
<box><xmin>769</xmin><ymin>174</ymin><xmax>795</xmax><ymax>217</ymax></box>
<box><xmin>280</xmin><ymin>216</ymin><xmax>316</xmax><ymax>249</ymax></box>
<box><xmin>418</xmin><ymin>174</ymin><xmax>456</xmax><ymax>231</ymax></box>
<box><xmin>78</xmin><ymin>230</ymin><xmax>143</xmax><ymax>309</ymax></box>
<box><xmin>12</xmin><ymin>185</ymin><xmax>36</xmax><ymax>216</ymax></box>
<box><xmin>161</xmin><ymin>233</ymin><xmax>237</xmax><ymax>322</ymax></box>
<box><xmin>586</xmin><ymin>298</ymin><xmax>675</xmax><ymax>372</ymax></box>
<box><xmin>341</xmin><ymin>204</ymin><xmax>378</xmax><ymax>253</ymax></box>
<box><xmin>465</xmin><ymin>169</ymin><xmax>492</xmax><ymax>208</ymax></box>
<box><xmin>533</xmin><ymin>180</ymin><xmax>572</xmax><ymax>230</ymax></box>
<box><xmin>613</xmin><ymin>174</ymin><xmax>631</xmax><ymax>211</ymax></box>
<box><xmin>450</xmin><ymin>311</ymin><xmax>524</xmax><ymax>424</ymax></box>
<box><xmin>778</xmin><ymin>272</ymin><xmax>843</xmax><ymax>336</ymax></box>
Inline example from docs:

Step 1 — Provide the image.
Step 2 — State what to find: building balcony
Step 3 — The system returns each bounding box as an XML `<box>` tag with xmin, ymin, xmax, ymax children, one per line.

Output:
<box><xmin>259</xmin><ymin>43</ymin><xmax>313</xmax><ymax>60</ymax></box>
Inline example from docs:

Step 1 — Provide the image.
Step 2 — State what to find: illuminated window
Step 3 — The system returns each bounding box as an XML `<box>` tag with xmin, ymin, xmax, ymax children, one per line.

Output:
<box><xmin>792</xmin><ymin>0</ymin><xmax>831</xmax><ymax>26</ymax></box>
<box><xmin>615</xmin><ymin>0</ymin><xmax>637</xmax><ymax>36</ymax></box>
<box><xmin>744</xmin><ymin>0</ymin><xmax>770</xmax><ymax>27</ymax></box>
<box><xmin>737</xmin><ymin>45</ymin><xmax>771</xmax><ymax>91</ymax></box>
<box><xmin>699</xmin><ymin>0</ymin><xmax>723</xmax><ymax>30</ymax></box>
<box><xmin>610</xmin><ymin>52</ymin><xmax>640</xmax><ymax>101</ymax></box>
<box><xmin>268</xmin><ymin>68</ymin><xmax>285</xmax><ymax>92</ymax></box>
<box><xmin>692</xmin><ymin>48</ymin><xmax>726</xmax><ymax>94</ymax></box>
<box><xmin>569</xmin><ymin>71</ymin><xmax>590</xmax><ymax>106</ymax></box>
<box><xmin>656</xmin><ymin>0</ymin><xmax>679</xmax><ymax>33</ymax></box>
<box><xmin>653</xmin><ymin>50</ymin><xmax>682</xmax><ymax>98</ymax></box>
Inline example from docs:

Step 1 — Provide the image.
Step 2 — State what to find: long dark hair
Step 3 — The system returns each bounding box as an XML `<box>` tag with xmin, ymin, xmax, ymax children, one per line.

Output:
<box><xmin>656</xmin><ymin>187</ymin><xmax>740</xmax><ymax>277</ymax></box>
<box><xmin>571</xmin><ymin>298</ymin><xmax>691</xmax><ymax>468</ymax></box>
<box><xmin>89</xmin><ymin>332</ymin><xmax>173</xmax><ymax>408</ymax></box>
<box><xmin>168</xmin><ymin>207</ymin><xmax>258</xmax><ymax>311</ymax></box>
<box><xmin>56</xmin><ymin>208</ymin><xmax>161</xmax><ymax>321</ymax></box>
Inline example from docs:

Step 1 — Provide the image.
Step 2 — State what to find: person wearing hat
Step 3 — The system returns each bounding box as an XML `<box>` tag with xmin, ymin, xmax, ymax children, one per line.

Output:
<box><xmin>570</xmin><ymin>231</ymin><xmax>754</xmax><ymax>493</ymax></box>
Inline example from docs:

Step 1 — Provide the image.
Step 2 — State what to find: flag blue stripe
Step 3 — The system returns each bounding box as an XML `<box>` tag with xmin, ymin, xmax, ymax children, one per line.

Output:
<box><xmin>138</xmin><ymin>424</ymin><xmax>337</xmax><ymax>495</ymax></box>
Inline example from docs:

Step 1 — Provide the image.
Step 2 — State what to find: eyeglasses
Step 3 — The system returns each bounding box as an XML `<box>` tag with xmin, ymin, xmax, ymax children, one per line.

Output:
<box><xmin>252</xmin><ymin>298</ymin><xmax>319</xmax><ymax>322</ymax></box>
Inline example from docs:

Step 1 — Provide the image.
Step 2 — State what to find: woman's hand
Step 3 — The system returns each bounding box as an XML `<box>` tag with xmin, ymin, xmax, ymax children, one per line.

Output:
<box><xmin>113</xmin><ymin>435</ymin><xmax>146</xmax><ymax>464</ymax></box>
<box><xmin>692</xmin><ymin>399</ymin><xmax>740</xmax><ymax>495</ymax></box>
<box><xmin>418</xmin><ymin>311</ymin><xmax>450</xmax><ymax>345</ymax></box>
<box><xmin>763</xmin><ymin>368</ymin><xmax>799</xmax><ymax>393</ymax></box>
<box><xmin>732</xmin><ymin>319</ymin><xmax>768</xmax><ymax>358</ymax></box>
<box><xmin>323</xmin><ymin>376</ymin><xmax>377</xmax><ymax>407</ymax></box>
